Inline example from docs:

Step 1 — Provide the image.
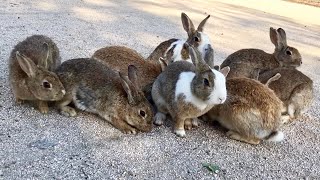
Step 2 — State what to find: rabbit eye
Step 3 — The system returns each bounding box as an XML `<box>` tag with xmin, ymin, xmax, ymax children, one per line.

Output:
<box><xmin>42</xmin><ymin>80</ymin><xmax>52</xmax><ymax>89</ymax></box>
<box><xmin>203</xmin><ymin>78</ymin><xmax>210</xmax><ymax>87</ymax></box>
<box><xmin>194</xmin><ymin>36</ymin><xmax>200</xmax><ymax>42</ymax></box>
<box><xmin>139</xmin><ymin>110</ymin><xmax>146</xmax><ymax>117</ymax></box>
<box><xmin>286</xmin><ymin>50</ymin><xmax>292</xmax><ymax>56</ymax></box>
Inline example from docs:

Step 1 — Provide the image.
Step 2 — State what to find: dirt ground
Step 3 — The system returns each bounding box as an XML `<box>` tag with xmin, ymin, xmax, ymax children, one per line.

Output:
<box><xmin>0</xmin><ymin>0</ymin><xmax>319</xmax><ymax>179</ymax></box>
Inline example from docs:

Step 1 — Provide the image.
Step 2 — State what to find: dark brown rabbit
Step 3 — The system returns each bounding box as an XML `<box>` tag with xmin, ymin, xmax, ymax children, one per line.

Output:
<box><xmin>9</xmin><ymin>35</ymin><xmax>65</xmax><ymax>113</ymax></box>
<box><xmin>220</xmin><ymin>27</ymin><xmax>302</xmax><ymax>79</ymax></box>
<box><xmin>56</xmin><ymin>58</ymin><xmax>153</xmax><ymax>134</ymax></box>
<box><xmin>147</xmin><ymin>12</ymin><xmax>211</xmax><ymax>63</ymax></box>
<box><xmin>258</xmin><ymin>67</ymin><xmax>313</xmax><ymax>122</ymax></box>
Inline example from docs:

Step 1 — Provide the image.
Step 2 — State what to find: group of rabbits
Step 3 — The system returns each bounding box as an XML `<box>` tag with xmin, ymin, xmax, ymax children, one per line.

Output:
<box><xmin>8</xmin><ymin>12</ymin><xmax>313</xmax><ymax>145</ymax></box>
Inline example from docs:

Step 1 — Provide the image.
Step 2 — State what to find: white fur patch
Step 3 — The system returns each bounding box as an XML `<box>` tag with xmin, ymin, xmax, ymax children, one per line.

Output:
<box><xmin>175</xmin><ymin>72</ymin><xmax>207</xmax><ymax>111</ymax></box>
<box><xmin>208</xmin><ymin>69</ymin><xmax>227</xmax><ymax>104</ymax></box>
<box><xmin>166</xmin><ymin>39</ymin><xmax>192</xmax><ymax>63</ymax></box>
<box><xmin>175</xmin><ymin>129</ymin><xmax>186</xmax><ymax>137</ymax></box>
<box><xmin>174</xmin><ymin>70</ymin><xmax>227</xmax><ymax>111</ymax></box>
<box><xmin>267</xmin><ymin>131</ymin><xmax>284</xmax><ymax>142</ymax></box>
<box><xmin>198</xmin><ymin>32</ymin><xmax>212</xmax><ymax>59</ymax></box>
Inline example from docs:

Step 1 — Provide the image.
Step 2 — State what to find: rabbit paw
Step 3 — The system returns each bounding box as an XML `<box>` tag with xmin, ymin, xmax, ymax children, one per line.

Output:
<box><xmin>185</xmin><ymin>118</ymin><xmax>199</xmax><ymax>130</ymax></box>
<box><xmin>154</xmin><ymin>112</ymin><xmax>166</xmax><ymax>126</ymax></box>
<box><xmin>60</xmin><ymin>106</ymin><xmax>77</xmax><ymax>117</ymax></box>
<box><xmin>122</xmin><ymin>127</ymin><xmax>137</xmax><ymax>134</ymax></box>
<box><xmin>39</xmin><ymin>105</ymin><xmax>49</xmax><ymax>114</ymax></box>
<box><xmin>192</xmin><ymin>118</ymin><xmax>199</xmax><ymax>127</ymax></box>
<box><xmin>15</xmin><ymin>98</ymin><xmax>24</xmax><ymax>104</ymax></box>
<box><xmin>38</xmin><ymin>101</ymin><xmax>49</xmax><ymax>114</ymax></box>
<box><xmin>174</xmin><ymin>129</ymin><xmax>186</xmax><ymax>137</ymax></box>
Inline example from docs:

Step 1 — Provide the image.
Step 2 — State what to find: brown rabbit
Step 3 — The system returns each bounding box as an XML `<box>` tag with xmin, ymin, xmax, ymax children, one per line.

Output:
<box><xmin>147</xmin><ymin>12</ymin><xmax>211</xmax><ymax>63</ymax></box>
<box><xmin>220</xmin><ymin>27</ymin><xmax>302</xmax><ymax>79</ymax></box>
<box><xmin>55</xmin><ymin>58</ymin><xmax>153</xmax><ymax>134</ymax></box>
<box><xmin>258</xmin><ymin>67</ymin><xmax>313</xmax><ymax>122</ymax></box>
<box><xmin>92</xmin><ymin>46</ymin><xmax>167</xmax><ymax>100</ymax></box>
<box><xmin>206</xmin><ymin>73</ymin><xmax>284</xmax><ymax>145</ymax></box>
<box><xmin>9</xmin><ymin>35</ymin><xmax>65</xmax><ymax>113</ymax></box>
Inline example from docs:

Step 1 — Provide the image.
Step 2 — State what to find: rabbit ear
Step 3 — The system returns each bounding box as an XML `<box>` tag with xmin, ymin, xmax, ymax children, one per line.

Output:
<box><xmin>269</xmin><ymin>27</ymin><xmax>278</xmax><ymax>47</ymax></box>
<box><xmin>197</xmin><ymin>14</ymin><xmax>210</xmax><ymax>32</ymax></box>
<box><xmin>277</xmin><ymin>28</ymin><xmax>287</xmax><ymax>47</ymax></box>
<box><xmin>188</xmin><ymin>44</ymin><xmax>209</xmax><ymax>72</ymax></box>
<box><xmin>159</xmin><ymin>57</ymin><xmax>168</xmax><ymax>71</ymax></box>
<box><xmin>219</xmin><ymin>66</ymin><xmax>230</xmax><ymax>77</ymax></box>
<box><xmin>181</xmin><ymin>12</ymin><xmax>195</xmax><ymax>37</ymax></box>
<box><xmin>265</xmin><ymin>73</ymin><xmax>281</xmax><ymax>86</ymax></box>
<box><xmin>16</xmin><ymin>51</ymin><xmax>37</xmax><ymax>77</ymax></box>
<box><xmin>119</xmin><ymin>71</ymin><xmax>135</xmax><ymax>105</ymax></box>
<box><xmin>128</xmin><ymin>65</ymin><xmax>140</xmax><ymax>89</ymax></box>
<box><xmin>38</xmin><ymin>43</ymin><xmax>50</xmax><ymax>69</ymax></box>
<box><xmin>204</xmin><ymin>44</ymin><xmax>214</xmax><ymax>69</ymax></box>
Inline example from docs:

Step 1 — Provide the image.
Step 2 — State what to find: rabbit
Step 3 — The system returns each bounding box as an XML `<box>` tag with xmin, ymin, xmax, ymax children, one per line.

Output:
<box><xmin>205</xmin><ymin>72</ymin><xmax>285</xmax><ymax>145</ymax></box>
<box><xmin>220</xmin><ymin>27</ymin><xmax>302</xmax><ymax>79</ymax></box>
<box><xmin>147</xmin><ymin>12</ymin><xmax>212</xmax><ymax>63</ymax></box>
<box><xmin>8</xmin><ymin>35</ymin><xmax>65</xmax><ymax>113</ymax></box>
<box><xmin>258</xmin><ymin>67</ymin><xmax>313</xmax><ymax>123</ymax></box>
<box><xmin>55</xmin><ymin>58</ymin><xmax>153</xmax><ymax>134</ymax></box>
<box><xmin>92</xmin><ymin>46</ymin><xmax>168</xmax><ymax>103</ymax></box>
<box><xmin>151</xmin><ymin>44</ymin><xmax>229</xmax><ymax>137</ymax></box>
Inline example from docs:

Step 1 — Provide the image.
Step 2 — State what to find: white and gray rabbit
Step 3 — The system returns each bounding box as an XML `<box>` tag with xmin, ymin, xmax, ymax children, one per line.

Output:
<box><xmin>152</xmin><ymin>44</ymin><xmax>229</xmax><ymax>137</ymax></box>
<box><xmin>147</xmin><ymin>12</ymin><xmax>212</xmax><ymax>63</ymax></box>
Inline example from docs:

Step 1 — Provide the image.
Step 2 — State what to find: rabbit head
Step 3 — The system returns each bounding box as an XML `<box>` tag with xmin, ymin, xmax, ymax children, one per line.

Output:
<box><xmin>119</xmin><ymin>65</ymin><xmax>153</xmax><ymax>132</ymax></box>
<box><xmin>181</xmin><ymin>12</ymin><xmax>211</xmax><ymax>59</ymax></box>
<box><xmin>16</xmin><ymin>51</ymin><xmax>65</xmax><ymax>101</ymax></box>
<box><xmin>270</xmin><ymin>27</ymin><xmax>302</xmax><ymax>67</ymax></box>
<box><xmin>188</xmin><ymin>44</ymin><xmax>228</xmax><ymax>105</ymax></box>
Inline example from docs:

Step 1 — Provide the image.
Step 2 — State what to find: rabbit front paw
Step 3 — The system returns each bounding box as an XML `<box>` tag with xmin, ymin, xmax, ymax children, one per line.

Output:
<box><xmin>60</xmin><ymin>106</ymin><xmax>77</xmax><ymax>117</ymax></box>
<box><xmin>154</xmin><ymin>112</ymin><xmax>166</xmax><ymax>126</ymax></box>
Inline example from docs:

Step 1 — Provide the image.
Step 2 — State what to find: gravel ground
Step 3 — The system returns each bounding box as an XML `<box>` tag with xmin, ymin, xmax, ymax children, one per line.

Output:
<box><xmin>1</xmin><ymin>0</ymin><xmax>320</xmax><ymax>179</ymax></box>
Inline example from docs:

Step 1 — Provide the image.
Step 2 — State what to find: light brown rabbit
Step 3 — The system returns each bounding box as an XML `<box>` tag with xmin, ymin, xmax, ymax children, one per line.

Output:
<box><xmin>206</xmin><ymin>74</ymin><xmax>284</xmax><ymax>145</ymax></box>
<box><xmin>152</xmin><ymin>45</ymin><xmax>229</xmax><ymax>137</ymax></box>
<box><xmin>220</xmin><ymin>27</ymin><xmax>302</xmax><ymax>79</ymax></box>
<box><xmin>55</xmin><ymin>58</ymin><xmax>153</xmax><ymax>134</ymax></box>
<box><xmin>258</xmin><ymin>67</ymin><xmax>313</xmax><ymax>122</ymax></box>
<box><xmin>9</xmin><ymin>35</ymin><xmax>65</xmax><ymax>113</ymax></box>
<box><xmin>147</xmin><ymin>12</ymin><xmax>211</xmax><ymax>63</ymax></box>
<box><xmin>92</xmin><ymin>46</ymin><xmax>167</xmax><ymax>100</ymax></box>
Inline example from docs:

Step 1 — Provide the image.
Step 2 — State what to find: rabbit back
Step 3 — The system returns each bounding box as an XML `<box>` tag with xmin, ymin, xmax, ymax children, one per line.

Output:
<box><xmin>259</xmin><ymin>68</ymin><xmax>313</xmax><ymax>118</ymax></box>
<box><xmin>209</xmin><ymin>78</ymin><xmax>283</xmax><ymax>143</ymax></box>
<box><xmin>220</xmin><ymin>49</ymin><xmax>278</xmax><ymax>79</ymax></box>
<box><xmin>92</xmin><ymin>46</ymin><xmax>162</xmax><ymax>91</ymax></box>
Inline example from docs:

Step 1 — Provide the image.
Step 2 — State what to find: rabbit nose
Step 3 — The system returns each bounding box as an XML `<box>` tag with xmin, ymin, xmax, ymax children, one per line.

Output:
<box><xmin>219</xmin><ymin>97</ymin><xmax>225</xmax><ymax>103</ymax></box>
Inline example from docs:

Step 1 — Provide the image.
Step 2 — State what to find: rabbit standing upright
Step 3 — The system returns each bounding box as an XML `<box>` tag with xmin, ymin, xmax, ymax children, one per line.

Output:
<box><xmin>55</xmin><ymin>58</ymin><xmax>153</xmax><ymax>134</ymax></box>
<box><xmin>206</xmin><ymin>73</ymin><xmax>284</xmax><ymax>145</ymax></box>
<box><xmin>152</xmin><ymin>44</ymin><xmax>229</xmax><ymax>137</ymax></box>
<box><xmin>258</xmin><ymin>67</ymin><xmax>313</xmax><ymax>122</ymax></box>
<box><xmin>220</xmin><ymin>27</ymin><xmax>302</xmax><ymax>79</ymax></box>
<box><xmin>9</xmin><ymin>35</ymin><xmax>65</xmax><ymax>113</ymax></box>
<box><xmin>147</xmin><ymin>12</ymin><xmax>212</xmax><ymax>63</ymax></box>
